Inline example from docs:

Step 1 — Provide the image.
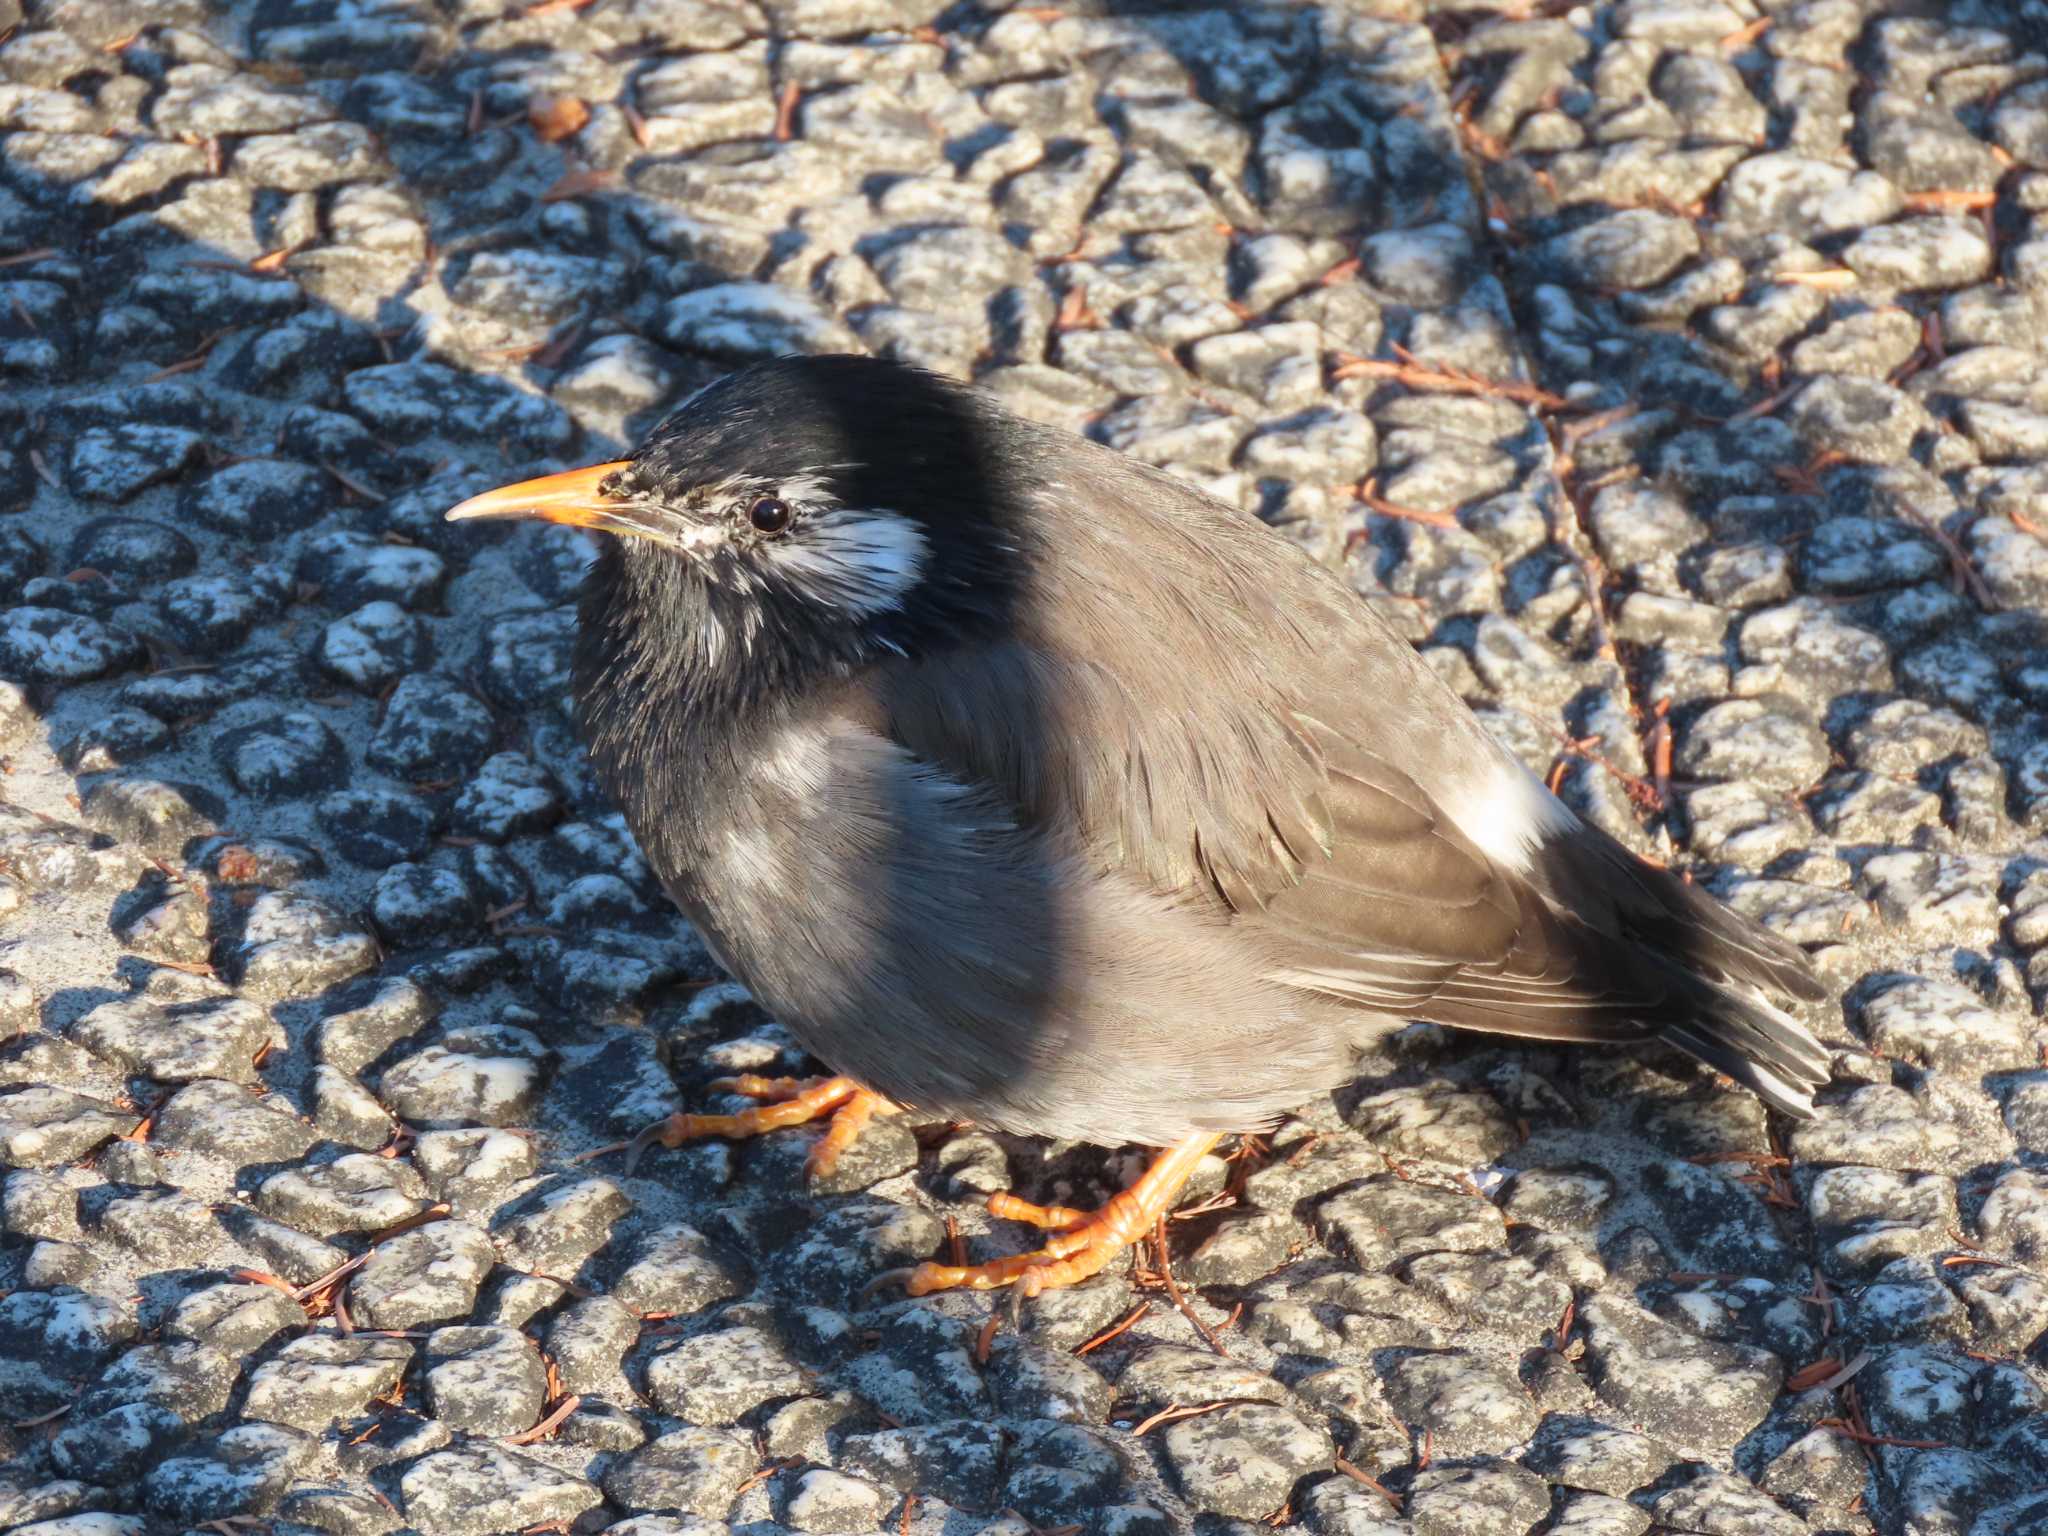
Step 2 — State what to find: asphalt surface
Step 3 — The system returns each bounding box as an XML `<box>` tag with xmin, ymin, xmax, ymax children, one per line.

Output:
<box><xmin>1</xmin><ymin>1</ymin><xmax>2046</xmax><ymax>1534</ymax></box>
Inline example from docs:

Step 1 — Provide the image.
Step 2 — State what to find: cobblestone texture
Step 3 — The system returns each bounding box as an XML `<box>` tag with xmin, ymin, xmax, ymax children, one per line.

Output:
<box><xmin>1</xmin><ymin>1</ymin><xmax>2046</xmax><ymax>1533</ymax></box>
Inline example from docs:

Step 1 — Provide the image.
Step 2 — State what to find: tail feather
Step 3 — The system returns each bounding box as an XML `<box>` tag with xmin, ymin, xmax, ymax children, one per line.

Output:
<box><xmin>1656</xmin><ymin>984</ymin><xmax>1832</xmax><ymax>1119</ymax></box>
<box><xmin>1659</xmin><ymin>869</ymin><xmax>1830</xmax><ymax>1005</ymax></box>
<box><xmin>1519</xmin><ymin>820</ymin><xmax>1834</xmax><ymax>1118</ymax></box>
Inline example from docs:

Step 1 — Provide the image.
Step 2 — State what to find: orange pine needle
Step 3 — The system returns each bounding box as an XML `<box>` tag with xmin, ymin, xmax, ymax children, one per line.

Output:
<box><xmin>1772</xmin><ymin>268</ymin><xmax>1858</xmax><ymax>289</ymax></box>
<box><xmin>528</xmin><ymin>97</ymin><xmax>589</xmax><ymax>143</ymax></box>
<box><xmin>540</xmin><ymin>166</ymin><xmax>618</xmax><ymax>203</ymax></box>
<box><xmin>505</xmin><ymin>1394</ymin><xmax>580</xmax><ymax>1445</ymax></box>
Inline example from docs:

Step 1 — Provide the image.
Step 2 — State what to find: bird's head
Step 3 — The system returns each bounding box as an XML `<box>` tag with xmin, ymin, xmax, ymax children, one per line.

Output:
<box><xmin>446</xmin><ymin>356</ymin><xmax>1028</xmax><ymax>689</ymax></box>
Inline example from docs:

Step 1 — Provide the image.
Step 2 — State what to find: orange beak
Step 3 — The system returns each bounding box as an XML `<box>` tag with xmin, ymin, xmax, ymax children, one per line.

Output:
<box><xmin>444</xmin><ymin>461</ymin><xmax>633</xmax><ymax>528</ymax></box>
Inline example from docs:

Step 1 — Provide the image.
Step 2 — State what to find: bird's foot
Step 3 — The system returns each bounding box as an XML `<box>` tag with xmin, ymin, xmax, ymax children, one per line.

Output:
<box><xmin>625</xmin><ymin>1074</ymin><xmax>888</xmax><ymax>1178</ymax></box>
<box><xmin>897</xmin><ymin>1133</ymin><xmax>1221</xmax><ymax>1298</ymax></box>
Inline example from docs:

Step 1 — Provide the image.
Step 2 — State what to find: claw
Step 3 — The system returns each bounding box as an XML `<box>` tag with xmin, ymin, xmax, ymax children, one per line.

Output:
<box><xmin>902</xmin><ymin>1133</ymin><xmax>1221</xmax><ymax>1298</ymax></box>
<box><xmin>572</xmin><ymin>1137</ymin><xmax>631</xmax><ymax>1166</ymax></box>
<box><xmin>614</xmin><ymin>1078</ymin><xmax>891</xmax><ymax>1182</ymax></box>
<box><xmin>857</xmin><ymin>1266</ymin><xmax>920</xmax><ymax>1305</ymax></box>
<box><xmin>623</xmin><ymin>1115</ymin><xmax>682</xmax><ymax>1176</ymax></box>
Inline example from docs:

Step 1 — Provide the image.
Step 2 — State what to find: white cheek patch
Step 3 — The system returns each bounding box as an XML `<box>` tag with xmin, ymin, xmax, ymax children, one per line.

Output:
<box><xmin>768</xmin><ymin>508</ymin><xmax>930</xmax><ymax>617</ymax></box>
<box><xmin>772</xmin><ymin>470</ymin><xmax>843</xmax><ymax>504</ymax></box>
<box><xmin>1438</xmin><ymin>756</ymin><xmax>1578</xmax><ymax>874</ymax></box>
<box><xmin>671</xmin><ymin>521</ymin><xmax>730</xmax><ymax>555</ymax></box>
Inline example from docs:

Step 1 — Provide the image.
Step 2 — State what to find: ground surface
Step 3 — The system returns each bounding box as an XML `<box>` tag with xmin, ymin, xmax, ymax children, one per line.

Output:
<box><xmin>1</xmin><ymin>0</ymin><xmax>2046</xmax><ymax>1533</ymax></box>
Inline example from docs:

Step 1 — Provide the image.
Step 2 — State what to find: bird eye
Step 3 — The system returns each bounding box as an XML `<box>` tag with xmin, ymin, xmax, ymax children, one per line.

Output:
<box><xmin>747</xmin><ymin>496</ymin><xmax>793</xmax><ymax>535</ymax></box>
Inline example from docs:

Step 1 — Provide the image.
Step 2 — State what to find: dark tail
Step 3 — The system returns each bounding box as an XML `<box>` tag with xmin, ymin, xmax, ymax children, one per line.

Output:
<box><xmin>1640</xmin><ymin>869</ymin><xmax>1831</xmax><ymax>1117</ymax></box>
<box><xmin>1520</xmin><ymin>822</ymin><xmax>1834</xmax><ymax>1118</ymax></box>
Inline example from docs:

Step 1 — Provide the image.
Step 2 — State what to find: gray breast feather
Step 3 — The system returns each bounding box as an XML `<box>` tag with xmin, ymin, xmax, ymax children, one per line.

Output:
<box><xmin>679</xmin><ymin>717</ymin><xmax>1370</xmax><ymax>1146</ymax></box>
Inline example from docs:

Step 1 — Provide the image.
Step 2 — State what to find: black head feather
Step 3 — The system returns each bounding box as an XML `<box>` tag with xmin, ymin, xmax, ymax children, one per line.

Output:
<box><xmin>576</xmin><ymin>355</ymin><xmax>1037</xmax><ymax>735</ymax></box>
<box><xmin>631</xmin><ymin>355</ymin><xmax>1034</xmax><ymax>626</ymax></box>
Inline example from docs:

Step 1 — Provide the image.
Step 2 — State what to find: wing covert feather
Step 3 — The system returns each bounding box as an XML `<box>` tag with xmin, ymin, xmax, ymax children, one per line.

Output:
<box><xmin>875</xmin><ymin>449</ymin><xmax>1820</xmax><ymax>1096</ymax></box>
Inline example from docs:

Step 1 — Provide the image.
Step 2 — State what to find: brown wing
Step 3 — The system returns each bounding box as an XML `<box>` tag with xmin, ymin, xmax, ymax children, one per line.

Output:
<box><xmin>875</xmin><ymin>444</ymin><xmax>1827</xmax><ymax>1109</ymax></box>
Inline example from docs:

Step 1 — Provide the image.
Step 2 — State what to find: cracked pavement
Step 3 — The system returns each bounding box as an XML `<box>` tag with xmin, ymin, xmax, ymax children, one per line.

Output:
<box><xmin>2</xmin><ymin>0</ymin><xmax>2048</xmax><ymax>1533</ymax></box>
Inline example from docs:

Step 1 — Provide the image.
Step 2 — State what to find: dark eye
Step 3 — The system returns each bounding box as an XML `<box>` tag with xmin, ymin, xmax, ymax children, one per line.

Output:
<box><xmin>748</xmin><ymin>496</ymin><xmax>793</xmax><ymax>535</ymax></box>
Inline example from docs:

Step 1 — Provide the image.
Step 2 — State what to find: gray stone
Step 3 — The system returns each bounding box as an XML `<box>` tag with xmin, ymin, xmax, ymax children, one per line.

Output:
<box><xmin>1980</xmin><ymin>1168</ymin><xmax>2048</xmax><ymax>1264</ymax></box>
<box><xmin>216</xmin><ymin>711</ymin><xmax>347</xmax><ymax>800</ymax></box>
<box><xmin>151</xmin><ymin>1078</ymin><xmax>316</xmax><ymax>1165</ymax></box>
<box><xmin>1859</xmin><ymin>852</ymin><xmax>2001</xmax><ymax>944</ymax></box>
<box><xmin>71</xmin><ymin>993</ymin><xmax>282</xmax><ymax>1085</ymax></box>
<box><xmin>300</xmin><ymin>531</ymin><xmax>446</xmax><ymax>611</ymax></box>
<box><xmin>492</xmin><ymin>1174</ymin><xmax>629</xmax><ymax>1277</ymax></box>
<box><xmin>838</xmin><ymin>1419</ymin><xmax>1001</xmax><ymax>1510</ymax></box>
<box><xmin>546</xmin><ymin>1294</ymin><xmax>640</xmax><ymax>1394</ymax></box>
<box><xmin>1539</xmin><ymin>210</ymin><xmax>1699</xmax><ymax>290</ymax></box>
<box><xmin>601</xmin><ymin>1424</ymin><xmax>756</xmax><ymax>1517</ymax></box>
<box><xmin>1675</xmin><ymin>698</ymin><xmax>1827</xmax><ymax>793</ymax></box>
<box><xmin>1717</xmin><ymin>155</ymin><xmax>1899</xmax><ymax>237</ymax></box>
<box><xmin>1318</xmin><ymin>1174</ymin><xmax>1506</xmax><ymax>1267</ymax></box>
<box><xmin>228</xmin><ymin>890</ymin><xmax>379</xmax><ymax>1000</ymax></box>
<box><xmin>413</xmin><ymin>1126</ymin><xmax>538</xmax><ymax>1210</ymax></box>
<box><xmin>1786</xmin><ymin>376</ymin><xmax>1935</xmax><ymax>465</ymax></box>
<box><xmin>1160</xmin><ymin>1402</ymin><xmax>1332</xmax><ymax>1519</ymax></box>
<box><xmin>1842</xmin><ymin>217</ymin><xmax>1993</xmax><ymax>291</ymax></box>
<box><xmin>344</xmin><ymin>364</ymin><xmax>571</xmax><ymax>454</ymax></box>
<box><xmin>658</xmin><ymin>282</ymin><xmax>858</xmax><ymax>360</ymax></box>
<box><xmin>1521</xmin><ymin>1413</ymin><xmax>1675</xmax><ymax>1497</ymax></box>
<box><xmin>1579</xmin><ymin>1295</ymin><xmax>1782</xmax><ymax>1452</ymax></box>
<box><xmin>1859</xmin><ymin>976</ymin><xmax>2030</xmax><ymax>1071</ymax></box>
<box><xmin>1808</xmin><ymin>1165</ymin><xmax>1959</xmax><ymax>1280</ymax></box>
<box><xmin>1648</xmin><ymin>1471</ymin><xmax>1804</xmax><ymax>1536</ymax></box>
<box><xmin>257</xmin><ymin>1153</ymin><xmax>429</xmax><ymax>1238</ymax></box>
<box><xmin>0</xmin><ymin>606</ymin><xmax>141</xmax><ymax>683</ymax></box>
<box><xmin>382</xmin><ymin>1042</ymin><xmax>547</xmax><ymax>1129</ymax></box>
<box><xmin>1739</xmin><ymin>599</ymin><xmax>1892</xmax><ymax>693</ymax></box>
<box><xmin>1381</xmin><ymin>1351</ymin><xmax>1541</xmax><ymax>1456</ymax></box>
<box><xmin>351</xmin><ymin>1219</ymin><xmax>497</xmax><ymax>1329</ymax></box>
<box><xmin>371</xmin><ymin>862</ymin><xmax>482</xmax><ymax>942</ymax></box>
<box><xmin>1407</xmin><ymin>1460</ymin><xmax>1552</xmax><ymax>1536</ymax></box>
<box><xmin>646</xmin><ymin>1323</ymin><xmax>811</xmax><ymax>1424</ymax></box>
<box><xmin>449</xmin><ymin>751</ymin><xmax>561</xmax><ymax>841</ymax></box>
<box><xmin>243</xmin><ymin>1335</ymin><xmax>412</xmax><ymax>1431</ymax></box>
<box><xmin>65</xmin><ymin>424</ymin><xmax>203</xmax><ymax>500</ymax></box>
<box><xmin>216</xmin><ymin>1205</ymin><xmax>348</xmax><ymax>1285</ymax></box>
<box><xmin>366</xmin><ymin>673</ymin><xmax>497</xmax><ymax>778</ymax></box>
<box><xmin>147</xmin><ymin>1422</ymin><xmax>315</xmax><ymax>1525</ymax></box>
<box><xmin>400</xmin><ymin>1442</ymin><xmax>601</xmax><ymax>1536</ymax></box>
<box><xmin>610</xmin><ymin>1222</ymin><xmax>750</xmax><ymax>1317</ymax></box>
<box><xmin>90</xmin><ymin>1186</ymin><xmax>214</xmax><ymax>1262</ymax></box>
<box><xmin>165</xmin><ymin>1281</ymin><xmax>302</xmax><ymax>1355</ymax></box>
<box><xmin>422</xmin><ymin>1324</ymin><xmax>548</xmax><ymax>1435</ymax></box>
<box><xmin>182</xmin><ymin>460</ymin><xmax>330</xmax><ymax>537</ymax></box>
<box><xmin>318</xmin><ymin>789</ymin><xmax>433</xmax><ymax>869</ymax></box>
<box><xmin>47</xmin><ymin>1401</ymin><xmax>187</xmax><ymax>1487</ymax></box>
<box><xmin>0</xmin><ymin>1288</ymin><xmax>139</xmax><ymax>1382</ymax></box>
<box><xmin>318</xmin><ymin>600</ymin><xmax>425</xmax><ymax>691</ymax></box>
<box><xmin>0</xmin><ymin>1086</ymin><xmax>136</xmax><ymax>1167</ymax></box>
<box><xmin>775</xmin><ymin>1467</ymin><xmax>886</xmax><ymax>1534</ymax></box>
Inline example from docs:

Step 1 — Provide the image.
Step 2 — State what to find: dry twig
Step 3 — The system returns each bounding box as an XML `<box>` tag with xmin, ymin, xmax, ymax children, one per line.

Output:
<box><xmin>1153</xmin><ymin>1214</ymin><xmax>1228</xmax><ymax>1357</ymax></box>
<box><xmin>1075</xmin><ymin>1301</ymin><xmax>1151</xmax><ymax>1356</ymax></box>
<box><xmin>1330</xmin><ymin>344</ymin><xmax>1569</xmax><ymax>411</ymax></box>
<box><xmin>1333</xmin><ymin>1456</ymin><xmax>1403</xmax><ymax>1511</ymax></box>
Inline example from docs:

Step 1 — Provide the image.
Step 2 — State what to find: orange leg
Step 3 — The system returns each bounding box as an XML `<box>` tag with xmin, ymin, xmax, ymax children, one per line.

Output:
<box><xmin>629</xmin><ymin>1075</ymin><xmax>891</xmax><ymax>1179</ymax></box>
<box><xmin>901</xmin><ymin>1133</ymin><xmax>1221</xmax><ymax>1298</ymax></box>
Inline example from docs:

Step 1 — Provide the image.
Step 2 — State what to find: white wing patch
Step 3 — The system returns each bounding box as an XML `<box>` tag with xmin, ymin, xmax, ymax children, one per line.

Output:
<box><xmin>1437</xmin><ymin>756</ymin><xmax>1578</xmax><ymax>874</ymax></box>
<box><xmin>769</xmin><ymin>507</ymin><xmax>930</xmax><ymax>617</ymax></box>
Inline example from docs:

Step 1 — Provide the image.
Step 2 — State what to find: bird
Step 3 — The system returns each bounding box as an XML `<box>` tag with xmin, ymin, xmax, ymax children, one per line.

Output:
<box><xmin>446</xmin><ymin>353</ymin><xmax>1832</xmax><ymax>1299</ymax></box>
